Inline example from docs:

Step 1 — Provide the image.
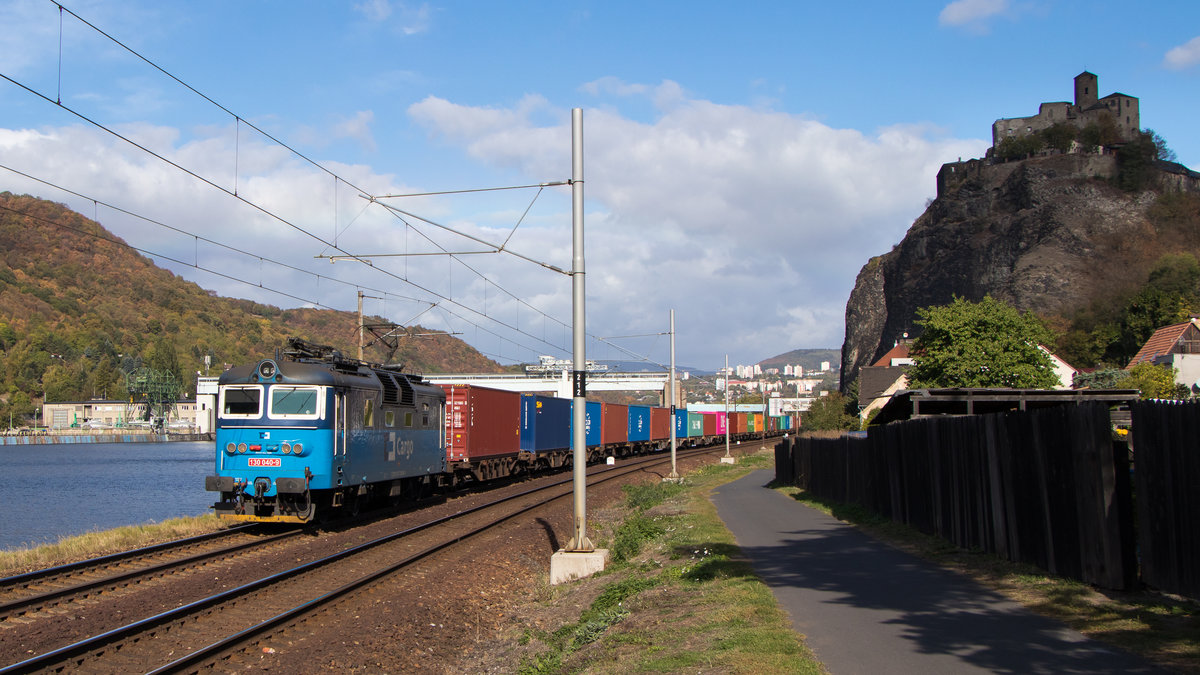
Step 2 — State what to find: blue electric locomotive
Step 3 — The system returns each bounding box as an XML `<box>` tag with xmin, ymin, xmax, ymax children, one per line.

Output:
<box><xmin>204</xmin><ymin>339</ymin><xmax>445</xmax><ymax>523</ymax></box>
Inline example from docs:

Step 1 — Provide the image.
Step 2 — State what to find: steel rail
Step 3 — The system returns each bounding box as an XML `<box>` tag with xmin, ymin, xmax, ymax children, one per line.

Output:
<box><xmin>0</xmin><ymin>529</ymin><xmax>300</xmax><ymax>620</ymax></box>
<box><xmin>0</xmin><ymin>446</ymin><xmax>724</xmax><ymax>674</ymax></box>
<box><xmin>150</xmin><ymin>448</ymin><xmax>716</xmax><ymax>674</ymax></box>
<box><xmin>0</xmin><ymin>524</ymin><xmax>259</xmax><ymax>588</ymax></box>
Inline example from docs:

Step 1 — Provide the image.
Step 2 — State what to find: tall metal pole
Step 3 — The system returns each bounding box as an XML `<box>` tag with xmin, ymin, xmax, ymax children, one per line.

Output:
<box><xmin>566</xmin><ymin>108</ymin><xmax>593</xmax><ymax>552</ymax></box>
<box><xmin>667</xmin><ymin>309</ymin><xmax>678</xmax><ymax>480</ymax></box>
<box><xmin>724</xmin><ymin>354</ymin><xmax>731</xmax><ymax>458</ymax></box>
<box><xmin>357</xmin><ymin>290</ymin><xmax>365</xmax><ymax>362</ymax></box>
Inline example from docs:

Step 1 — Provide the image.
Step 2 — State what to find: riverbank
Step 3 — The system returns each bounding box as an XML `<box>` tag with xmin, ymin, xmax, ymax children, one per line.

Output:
<box><xmin>0</xmin><ymin>431</ymin><xmax>213</xmax><ymax>445</ymax></box>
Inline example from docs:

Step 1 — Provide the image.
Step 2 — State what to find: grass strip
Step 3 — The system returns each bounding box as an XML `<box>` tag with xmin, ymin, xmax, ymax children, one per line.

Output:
<box><xmin>0</xmin><ymin>514</ymin><xmax>226</xmax><ymax>576</ymax></box>
<box><xmin>516</xmin><ymin>452</ymin><xmax>823</xmax><ymax>674</ymax></box>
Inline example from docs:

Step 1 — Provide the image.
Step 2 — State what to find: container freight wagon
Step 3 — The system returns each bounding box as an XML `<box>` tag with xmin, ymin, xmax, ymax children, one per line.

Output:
<box><xmin>571</xmin><ymin>400</ymin><xmax>603</xmax><ymax>449</ymax></box>
<box><xmin>649</xmin><ymin>406</ymin><xmax>671</xmax><ymax>443</ymax></box>
<box><xmin>674</xmin><ymin>410</ymin><xmax>705</xmax><ymax>443</ymax></box>
<box><xmin>519</xmin><ymin>394</ymin><xmax>571</xmax><ymax>466</ymax></box>
<box><xmin>601</xmin><ymin>402</ymin><xmax>630</xmax><ymax>455</ymax></box>
<box><xmin>628</xmin><ymin>405</ymin><xmax>651</xmax><ymax>443</ymax></box>
<box><xmin>440</xmin><ymin>384</ymin><xmax>521</xmax><ymax>482</ymax></box>
<box><xmin>729</xmin><ymin>412</ymin><xmax>748</xmax><ymax>437</ymax></box>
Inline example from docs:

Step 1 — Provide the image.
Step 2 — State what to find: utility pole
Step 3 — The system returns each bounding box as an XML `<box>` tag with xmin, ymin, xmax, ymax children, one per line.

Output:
<box><xmin>666</xmin><ymin>309</ymin><xmax>679</xmax><ymax>480</ymax></box>
<box><xmin>358</xmin><ymin>290</ymin><xmax>365</xmax><ymax>361</ymax></box>
<box><xmin>551</xmin><ymin>108</ymin><xmax>607</xmax><ymax>584</ymax></box>
<box><xmin>721</xmin><ymin>354</ymin><xmax>734</xmax><ymax>463</ymax></box>
<box><xmin>565</xmin><ymin>106</ymin><xmax>592</xmax><ymax>553</ymax></box>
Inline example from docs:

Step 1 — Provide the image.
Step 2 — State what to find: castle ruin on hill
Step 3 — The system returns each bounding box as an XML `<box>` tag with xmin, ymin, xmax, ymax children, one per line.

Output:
<box><xmin>991</xmin><ymin>71</ymin><xmax>1140</xmax><ymax>149</ymax></box>
<box><xmin>936</xmin><ymin>71</ymin><xmax>1145</xmax><ymax>198</ymax></box>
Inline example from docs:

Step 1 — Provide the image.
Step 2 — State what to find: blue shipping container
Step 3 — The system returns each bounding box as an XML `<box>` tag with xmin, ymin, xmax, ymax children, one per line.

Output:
<box><xmin>520</xmin><ymin>394</ymin><xmax>571</xmax><ymax>453</ymax></box>
<box><xmin>673</xmin><ymin>409</ymin><xmax>688</xmax><ymax>439</ymax></box>
<box><xmin>628</xmin><ymin>405</ymin><xmax>651</xmax><ymax>442</ymax></box>
<box><xmin>571</xmin><ymin>400</ymin><xmax>603</xmax><ymax>447</ymax></box>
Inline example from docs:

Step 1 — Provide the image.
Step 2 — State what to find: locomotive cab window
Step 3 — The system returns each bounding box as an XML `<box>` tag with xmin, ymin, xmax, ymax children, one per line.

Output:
<box><xmin>267</xmin><ymin>386</ymin><xmax>322</xmax><ymax>420</ymax></box>
<box><xmin>220</xmin><ymin>386</ymin><xmax>263</xmax><ymax>418</ymax></box>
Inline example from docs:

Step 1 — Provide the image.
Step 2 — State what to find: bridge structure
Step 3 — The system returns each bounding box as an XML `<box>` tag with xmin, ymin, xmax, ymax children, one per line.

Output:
<box><xmin>425</xmin><ymin>370</ymin><xmax>671</xmax><ymax>401</ymax></box>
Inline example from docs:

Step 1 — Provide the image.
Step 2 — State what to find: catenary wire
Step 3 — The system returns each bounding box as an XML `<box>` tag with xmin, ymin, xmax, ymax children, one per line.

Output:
<box><xmin>16</xmin><ymin>2</ymin><xmax>672</xmax><ymax>369</ymax></box>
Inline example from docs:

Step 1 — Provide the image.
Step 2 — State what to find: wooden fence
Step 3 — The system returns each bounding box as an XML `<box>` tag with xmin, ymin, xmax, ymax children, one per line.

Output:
<box><xmin>1131</xmin><ymin>401</ymin><xmax>1200</xmax><ymax>600</ymax></box>
<box><xmin>776</xmin><ymin>402</ymin><xmax>1136</xmax><ymax>590</ymax></box>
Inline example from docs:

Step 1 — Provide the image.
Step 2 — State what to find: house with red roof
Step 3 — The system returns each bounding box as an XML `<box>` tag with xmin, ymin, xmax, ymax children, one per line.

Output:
<box><xmin>857</xmin><ymin>340</ymin><xmax>914</xmax><ymax>421</ymax></box>
<box><xmin>1126</xmin><ymin>318</ymin><xmax>1200</xmax><ymax>392</ymax></box>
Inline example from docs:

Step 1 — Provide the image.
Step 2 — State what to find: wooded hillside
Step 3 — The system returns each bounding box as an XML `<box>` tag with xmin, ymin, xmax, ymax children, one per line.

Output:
<box><xmin>0</xmin><ymin>192</ymin><xmax>505</xmax><ymax>426</ymax></box>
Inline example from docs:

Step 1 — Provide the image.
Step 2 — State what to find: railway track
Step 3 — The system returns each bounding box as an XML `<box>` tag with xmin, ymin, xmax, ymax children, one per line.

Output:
<box><xmin>0</xmin><ymin>525</ymin><xmax>301</xmax><ymax>625</ymax></box>
<box><xmin>0</xmin><ymin>444</ymin><xmax>735</xmax><ymax>673</ymax></box>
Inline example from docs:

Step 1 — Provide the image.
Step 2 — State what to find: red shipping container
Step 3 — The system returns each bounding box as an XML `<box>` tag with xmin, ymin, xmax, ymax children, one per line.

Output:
<box><xmin>601</xmin><ymin>402</ymin><xmax>629</xmax><ymax>445</ymax></box>
<box><xmin>440</xmin><ymin>384</ymin><xmax>521</xmax><ymax>461</ymax></box>
<box><xmin>649</xmin><ymin>406</ymin><xmax>671</xmax><ymax>441</ymax></box>
<box><xmin>702</xmin><ymin>412</ymin><xmax>717</xmax><ymax>436</ymax></box>
<box><xmin>730</xmin><ymin>412</ymin><xmax>747</xmax><ymax>434</ymax></box>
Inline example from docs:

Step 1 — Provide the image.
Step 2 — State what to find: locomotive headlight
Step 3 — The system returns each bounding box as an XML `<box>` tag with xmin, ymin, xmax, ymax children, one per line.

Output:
<box><xmin>281</xmin><ymin>442</ymin><xmax>292</xmax><ymax>454</ymax></box>
<box><xmin>238</xmin><ymin>442</ymin><xmax>248</xmax><ymax>453</ymax></box>
<box><xmin>292</xmin><ymin>443</ymin><xmax>304</xmax><ymax>456</ymax></box>
<box><xmin>225</xmin><ymin>442</ymin><xmax>236</xmax><ymax>455</ymax></box>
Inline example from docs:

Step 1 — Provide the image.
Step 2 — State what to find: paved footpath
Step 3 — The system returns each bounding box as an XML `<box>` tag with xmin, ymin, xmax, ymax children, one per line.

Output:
<box><xmin>712</xmin><ymin>469</ymin><xmax>1165</xmax><ymax>675</ymax></box>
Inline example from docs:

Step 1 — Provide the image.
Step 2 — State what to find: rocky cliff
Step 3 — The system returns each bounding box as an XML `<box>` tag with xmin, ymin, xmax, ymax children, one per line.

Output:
<box><xmin>840</xmin><ymin>153</ymin><xmax>1200</xmax><ymax>390</ymax></box>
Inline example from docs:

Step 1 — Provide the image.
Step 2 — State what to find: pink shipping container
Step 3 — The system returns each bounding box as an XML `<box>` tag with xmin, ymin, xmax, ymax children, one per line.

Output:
<box><xmin>601</xmin><ymin>402</ymin><xmax>629</xmax><ymax>445</ymax></box>
<box><xmin>649</xmin><ymin>407</ymin><xmax>671</xmax><ymax>441</ymax></box>
<box><xmin>440</xmin><ymin>384</ymin><xmax>521</xmax><ymax>462</ymax></box>
<box><xmin>715</xmin><ymin>412</ymin><xmax>728</xmax><ymax>435</ymax></box>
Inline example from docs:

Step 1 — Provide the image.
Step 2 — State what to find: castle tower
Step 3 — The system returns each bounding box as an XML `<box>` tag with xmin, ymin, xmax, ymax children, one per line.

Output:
<box><xmin>1074</xmin><ymin>71</ymin><xmax>1098</xmax><ymax>109</ymax></box>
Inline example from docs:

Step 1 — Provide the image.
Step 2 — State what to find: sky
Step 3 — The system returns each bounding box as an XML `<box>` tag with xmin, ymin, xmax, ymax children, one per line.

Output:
<box><xmin>1</xmin><ymin>1</ymin><xmax>1198</xmax><ymax>373</ymax></box>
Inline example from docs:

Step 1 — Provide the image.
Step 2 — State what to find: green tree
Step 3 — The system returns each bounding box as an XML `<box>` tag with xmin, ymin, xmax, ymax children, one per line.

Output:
<box><xmin>908</xmin><ymin>296</ymin><xmax>1060</xmax><ymax>389</ymax></box>
<box><xmin>146</xmin><ymin>337</ymin><xmax>182</xmax><ymax>384</ymax></box>
<box><xmin>1079</xmin><ymin>114</ymin><xmax>1122</xmax><ymax>151</ymax></box>
<box><xmin>1116</xmin><ymin>129</ymin><xmax>1176</xmax><ymax>192</ymax></box>
<box><xmin>1119</xmin><ymin>287</ymin><xmax>1190</xmax><ymax>357</ymax></box>
<box><xmin>1072</xmin><ymin>368</ymin><xmax>1129</xmax><ymax>389</ymax></box>
<box><xmin>1</xmin><ymin>390</ymin><xmax>34</xmax><ymax>428</ymax></box>
<box><xmin>1124</xmin><ymin>362</ymin><xmax>1189</xmax><ymax>400</ymax></box>
<box><xmin>1041</xmin><ymin>123</ymin><xmax>1077</xmax><ymax>153</ymax></box>
<box><xmin>1146</xmin><ymin>128</ymin><xmax>1177</xmax><ymax>163</ymax></box>
<box><xmin>802</xmin><ymin>392</ymin><xmax>856</xmax><ymax>431</ymax></box>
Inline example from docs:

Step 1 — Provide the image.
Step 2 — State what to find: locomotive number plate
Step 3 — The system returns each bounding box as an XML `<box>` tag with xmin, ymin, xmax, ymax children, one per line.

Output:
<box><xmin>247</xmin><ymin>457</ymin><xmax>282</xmax><ymax>467</ymax></box>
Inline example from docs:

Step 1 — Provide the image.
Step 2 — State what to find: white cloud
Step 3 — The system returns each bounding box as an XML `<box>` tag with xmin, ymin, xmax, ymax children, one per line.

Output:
<box><xmin>333</xmin><ymin>110</ymin><xmax>378</xmax><ymax>153</ymax></box>
<box><xmin>0</xmin><ymin>81</ymin><xmax>986</xmax><ymax>368</ymax></box>
<box><xmin>355</xmin><ymin>0</ymin><xmax>392</xmax><ymax>22</ymax></box>
<box><xmin>408</xmin><ymin>82</ymin><xmax>987</xmax><ymax>362</ymax></box>
<box><xmin>354</xmin><ymin>0</ymin><xmax>432</xmax><ymax>35</ymax></box>
<box><xmin>1164</xmin><ymin>36</ymin><xmax>1200</xmax><ymax>70</ymax></box>
<box><xmin>939</xmin><ymin>0</ymin><xmax>1008</xmax><ymax>31</ymax></box>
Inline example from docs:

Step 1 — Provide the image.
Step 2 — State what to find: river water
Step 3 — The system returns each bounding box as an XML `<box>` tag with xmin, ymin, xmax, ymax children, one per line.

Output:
<box><xmin>0</xmin><ymin>441</ymin><xmax>216</xmax><ymax>552</ymax></box>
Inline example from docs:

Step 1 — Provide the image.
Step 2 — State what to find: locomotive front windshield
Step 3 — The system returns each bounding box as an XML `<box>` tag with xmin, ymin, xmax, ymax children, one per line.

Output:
<box><xmin>269</xmin><ymin>386</ymin><xmax>321</xmax><ymax>418</ymax></box>
<box><xmin>221</xmin><ymin>386</ymin><xmax>262</xmax><ymax>417</ymax></box>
